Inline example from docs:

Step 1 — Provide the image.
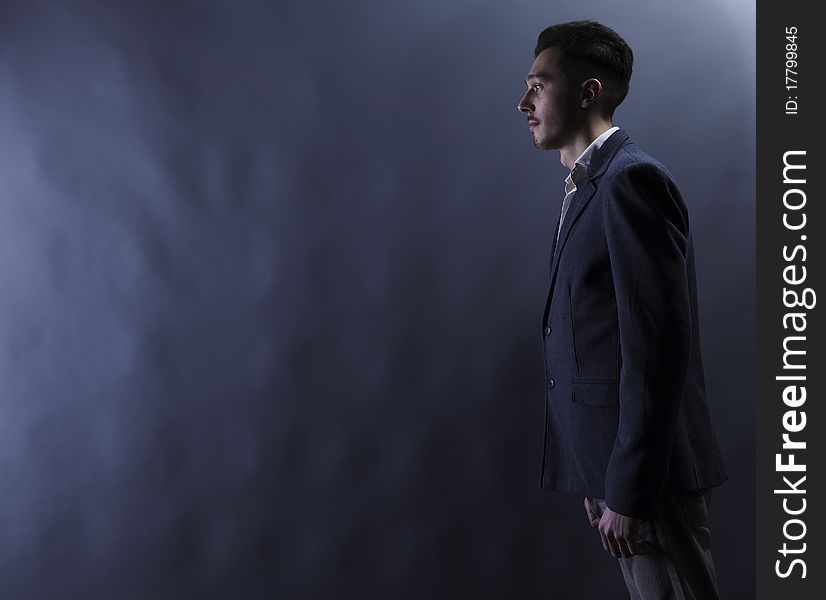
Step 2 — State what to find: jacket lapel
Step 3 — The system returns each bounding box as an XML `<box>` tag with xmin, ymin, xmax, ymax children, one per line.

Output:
<box><xmin>547</xmin><ymin>214</ymin><xmax>561</xmax><ymax>279</ymax></box>
<box><xmin>545</xmin><ymin>129</ymin><xmax>630</xmax><ymax>305</ymax></box>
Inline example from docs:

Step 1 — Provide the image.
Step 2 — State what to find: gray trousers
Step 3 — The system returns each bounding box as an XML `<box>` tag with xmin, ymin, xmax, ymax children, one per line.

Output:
<box><xmin>586</xmin><ymin>490</ymin><xmax>720</xmax><ymax>600</ymax></box>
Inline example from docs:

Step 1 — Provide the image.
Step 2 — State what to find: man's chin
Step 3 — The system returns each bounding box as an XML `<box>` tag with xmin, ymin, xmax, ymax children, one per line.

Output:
<box><xmin>534</xmin><ymin>137</ymin><xmax>559</xmax><ymax>150</ymax></box>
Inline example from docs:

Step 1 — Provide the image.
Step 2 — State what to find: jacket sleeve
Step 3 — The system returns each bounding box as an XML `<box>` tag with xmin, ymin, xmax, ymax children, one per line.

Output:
<box><xmin>601</xmin><ymin>162</ymin><xmax>693</xmax><ymax>519</ymax></box>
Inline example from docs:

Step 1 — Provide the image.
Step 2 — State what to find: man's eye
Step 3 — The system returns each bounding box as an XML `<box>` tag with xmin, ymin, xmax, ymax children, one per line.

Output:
<box><xmin>533</xmin><ymin>84</ymin><xmax>542</xmax><ymax>92</ymax></box>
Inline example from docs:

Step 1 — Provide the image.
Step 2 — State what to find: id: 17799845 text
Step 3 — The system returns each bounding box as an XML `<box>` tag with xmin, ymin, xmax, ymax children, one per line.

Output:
<box><xmin>785</xmin><ymin>26</ymin><xmax>799</xmax><ymax>115</ymax></box>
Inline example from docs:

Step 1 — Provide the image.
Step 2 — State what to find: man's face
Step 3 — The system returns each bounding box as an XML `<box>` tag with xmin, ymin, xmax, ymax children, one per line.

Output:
<box><xmin>517</xmin><ymin>47</ymin><xmax>582</xmax><ymax>150</ymax></box>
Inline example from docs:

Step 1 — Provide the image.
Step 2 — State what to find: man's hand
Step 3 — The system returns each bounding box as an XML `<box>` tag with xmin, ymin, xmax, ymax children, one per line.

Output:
<box><xmin>597</xmin><ymin>506</ymin><xmax>648</xmax><ymax>558</ymax></box>
<box><xmin>583</xmin><ymin>497</ymin><xmax>600</xmax><ymax>527</ymax></box>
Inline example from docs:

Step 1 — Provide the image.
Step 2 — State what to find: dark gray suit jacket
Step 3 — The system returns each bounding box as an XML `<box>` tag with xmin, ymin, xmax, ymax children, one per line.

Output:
<box><xmin>539</xmin><ymin>128</ymin><xmax>728</xmax><ymax>519</ymax></box>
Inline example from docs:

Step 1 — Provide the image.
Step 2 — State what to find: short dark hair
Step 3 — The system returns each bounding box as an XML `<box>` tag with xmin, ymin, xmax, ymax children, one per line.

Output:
<box><xmin>534</xmin><ymin>20</ymin><xmax>633</xmax><ymax>117</ymax></box>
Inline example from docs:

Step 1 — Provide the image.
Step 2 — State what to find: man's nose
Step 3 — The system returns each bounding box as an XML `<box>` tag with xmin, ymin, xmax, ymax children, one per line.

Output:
<box><xmin>517</xmin><ymin>92</ymin><xmax>533</xmax><ymax>114</ymax></box>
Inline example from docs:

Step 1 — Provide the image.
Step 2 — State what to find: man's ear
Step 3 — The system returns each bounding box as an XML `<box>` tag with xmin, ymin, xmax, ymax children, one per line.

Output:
<box><xmin>580</xmin><ymin>78</ymin><xmax>603</xmax><ymax>109</ymax></box>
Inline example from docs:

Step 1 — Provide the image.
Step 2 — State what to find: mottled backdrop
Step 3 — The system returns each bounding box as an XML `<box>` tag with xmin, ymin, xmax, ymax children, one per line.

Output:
<box><xmin>0</xmin><ymin>0</ymin><xmax>754</xmax><ymax>598</ymax></box>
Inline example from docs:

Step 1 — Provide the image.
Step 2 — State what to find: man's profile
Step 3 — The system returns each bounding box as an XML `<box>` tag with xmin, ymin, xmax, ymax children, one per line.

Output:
<box><xmin>517</xmin><ymin>20</ymin><xmax>728</xmax><ymax>599</ymax></box>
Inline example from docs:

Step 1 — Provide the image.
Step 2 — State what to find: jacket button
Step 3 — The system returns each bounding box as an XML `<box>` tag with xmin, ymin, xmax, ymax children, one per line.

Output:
<box><xmin>543</xmin><ymin>326</ymin><xmax>551</xmax><ymax>336</ymax></box>
<box><xmin>549</xmin><ymin>378</ymin><xmax>555</xmax><ymax>389</ymax></box>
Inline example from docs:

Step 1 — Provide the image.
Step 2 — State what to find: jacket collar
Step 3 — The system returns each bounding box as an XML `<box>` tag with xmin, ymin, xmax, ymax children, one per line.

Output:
<box><xmin>581</xmin><ymin>127</ymin><xmax>629</xmax><ymax>182</ymax></box>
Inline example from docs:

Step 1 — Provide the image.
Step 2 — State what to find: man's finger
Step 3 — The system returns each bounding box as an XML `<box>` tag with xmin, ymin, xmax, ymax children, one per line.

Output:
<box><xmin>598</xmin><ymin>527</ymin><xmax>609</xmax><ymax>553</ymax></box>
<box><xmin>626</xmin><ymin>522</ymin><xmax>650</xmax><ymax>555</ymax></box>
<box><xmin>624</xmin><ymin>529</ymin><xmax>640</xmax><ymax>556</ymax></box>
<box><xmin>583</xmin><ymin>497</ymin><xmax>598</xmax><ymax>526</ymax></box>
<box><xmin>604</xmin><ymin>532</ymin><xmax>621</xmax><ymax>558</ymax></box>
<box><xmin>616</xmin><ymin>536</ymin><xmax>633</xmax><ymax>559</ymax></box>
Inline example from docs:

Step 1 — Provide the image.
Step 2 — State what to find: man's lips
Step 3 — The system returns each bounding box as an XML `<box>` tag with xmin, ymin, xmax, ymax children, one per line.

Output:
<box><xmin>529</xmin><ymin>120</ymin><xmax>539</xmax><ymax>128</ymax></box>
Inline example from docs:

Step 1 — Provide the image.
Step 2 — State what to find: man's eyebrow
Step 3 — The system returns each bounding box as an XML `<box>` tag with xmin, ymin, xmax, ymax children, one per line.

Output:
<box><xmin>526</xmin><ymin>72</ymin><xmax>551</xmax><ymax>83</ymax></box>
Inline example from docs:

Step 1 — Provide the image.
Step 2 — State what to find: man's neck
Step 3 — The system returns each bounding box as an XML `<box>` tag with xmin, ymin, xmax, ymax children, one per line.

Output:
<box><xmin>559</xmin><ymin>120</ymin><xmax>615</xmax><ymax>170</ymax></box>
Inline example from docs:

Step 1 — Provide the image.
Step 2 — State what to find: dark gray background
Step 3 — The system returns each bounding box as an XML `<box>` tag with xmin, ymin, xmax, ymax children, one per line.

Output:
<box><xmin>0</xmin><ymin>1</ymin><xmax>754</xmax><ymax>598</ymax></box>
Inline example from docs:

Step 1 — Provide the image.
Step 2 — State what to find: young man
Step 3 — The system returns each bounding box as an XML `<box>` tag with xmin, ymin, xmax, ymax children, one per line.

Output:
<box><xmin>517</xmin><ymin>21</ymin><xmax>728</xmax><ymax>599</ymax></box>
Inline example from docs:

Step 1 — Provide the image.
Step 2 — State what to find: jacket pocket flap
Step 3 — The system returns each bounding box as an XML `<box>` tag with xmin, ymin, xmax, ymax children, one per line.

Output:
<box><xmin>572</xmin><ymin>381</ymin><xmax>619</xmax><ymax>408</ymax></box>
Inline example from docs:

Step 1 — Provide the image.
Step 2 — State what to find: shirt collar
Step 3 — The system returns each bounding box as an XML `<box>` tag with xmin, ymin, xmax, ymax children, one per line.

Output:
<box><xmin>568</xmin><ymin>125</ymin><xmax>620</xmax><ymax>183</ymax></box>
